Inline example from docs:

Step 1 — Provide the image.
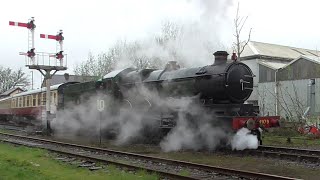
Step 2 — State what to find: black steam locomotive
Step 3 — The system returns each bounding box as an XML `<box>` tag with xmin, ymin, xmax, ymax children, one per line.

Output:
<box><xmin>59</xmin><ymin>51</ymin><xmax>280</xmax><ymax>144</ymax></box>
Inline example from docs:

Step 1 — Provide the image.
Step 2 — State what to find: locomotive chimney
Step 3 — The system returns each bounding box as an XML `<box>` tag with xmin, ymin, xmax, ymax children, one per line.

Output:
<box><xmin>213</xmin><ymin>51</ymin><xmax>229</xmax><ymax>65</ymax></box>
<box><xmin>165</xmin><ymin>61</ymin><xmax>180</xmax><ymax>71</ymax></box>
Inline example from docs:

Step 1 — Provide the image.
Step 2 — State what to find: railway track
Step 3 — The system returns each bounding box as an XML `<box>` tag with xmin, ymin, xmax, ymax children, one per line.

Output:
<box><xmin>255</xmin><ymin>145</ymin><xmax>320</xmax><ymax>163</ymax></box>
<box><xmin>0</xmin><ymin>132</ymin><xmax>296</xmax><ymax>180</ymax></box>
<box><xmin>231</xmin><ymin>145</ymin><xmax>320</xmax><ymax>164</ymax></box>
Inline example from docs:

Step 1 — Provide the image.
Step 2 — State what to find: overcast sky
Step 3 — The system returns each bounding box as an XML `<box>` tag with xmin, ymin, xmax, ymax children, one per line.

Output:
<box><xmin>1</xmin><ymin>0</ymin><xmax>320</xmax><ymax>88</ymax></box>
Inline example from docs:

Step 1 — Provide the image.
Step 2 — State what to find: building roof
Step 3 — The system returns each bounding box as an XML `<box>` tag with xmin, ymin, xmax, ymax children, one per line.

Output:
<box><xmin>282</xmin><ymin>55</ymin><xmax>320</xmax><ymax>69</ymax></box>
<box><xmin>242</xmin><ymin>41</ymin><xmax>320</xmax><ymax>61</ymax></box>
<box><xmin>41</xmin><ymin>74</ymin><xmax>96</xmax><ymax>87</ymax></box>
<box><xmin>0</xmin><ymin>87</ymin><xmax>24</xmax><ymax>96</ymax></box>
<box><xmin>257</xmin><ymin>60</ymin><xmax>289</xmax><ymax>70</ymax></box>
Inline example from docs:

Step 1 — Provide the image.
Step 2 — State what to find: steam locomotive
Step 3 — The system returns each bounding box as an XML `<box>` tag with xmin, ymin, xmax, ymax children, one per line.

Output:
<box><xmin>0</xmin><ymin>51</ymin><xmax>280</xmax><ymax>144</ymax></box>
<box><xmin>59</xmin><ymin>51</ymin><xmax>280</xmax><ymax>144</ymax></box>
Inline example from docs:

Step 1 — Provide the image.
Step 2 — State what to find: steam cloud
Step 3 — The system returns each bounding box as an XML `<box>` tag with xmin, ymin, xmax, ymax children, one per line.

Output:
<box><xmin>52</xmin><ymin>85</ymin><xmax>259</xmax><ymax>152</ymax></box>
<box><xmin>111</xmin><ymin>0</ymin><xmax>235</xmax><ymax>70</ymax></box>
<box><xmin>159</xmin><ymin>97</ymin><xmax>230</xmax><ymax>152</ymax></box>
<box><xmin>231</xmin><ymin>128</ymin><xmax>259</xmax><ymax>150</ymax></box>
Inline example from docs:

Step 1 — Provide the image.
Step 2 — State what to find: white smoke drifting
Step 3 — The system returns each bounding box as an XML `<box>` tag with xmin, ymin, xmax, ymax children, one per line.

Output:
<box><xmin>52</xmin><ymin>94</ymin><xmax>151</xmax><ymax>145</ymax></box>
<box><xmin>231</xmin><ymin>128</ymin><xmax>259</xmax><ymax>150</ymax></box>
<box><xmin>159</xmin><ymin>97</ymin><xmax>230</xmax><ymax>152</ymax></box>
<box><xmin>52</xmin><ymin>87</ymin><xmax>259</xmax><ymax>151</ymax></box>
<box><xmin>107</xmin><ymin>0</ymin><xmax>235</xmax><ymax>70</ymax></box>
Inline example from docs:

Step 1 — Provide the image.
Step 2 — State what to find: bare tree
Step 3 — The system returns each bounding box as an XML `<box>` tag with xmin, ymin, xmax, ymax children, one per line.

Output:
<box><xmin>0</xmin><ymin>66</ymin><xmax>29</xmax><ymax>93</ymax></box>
<box><xmin>74</xmin><ymin>51</ymin><xmax>116</xmax><ymax>79</ymax></box>
<box><xmin>75</xmin><ymin>20</ymin><xmax>223</xmax><ymax>76</ymax></box>
<box><xmin>74</xmin><ymin>39</ymin><xmax>157</xmax><ymax>77</ymax></box>
<box><xmin>233</xmin><ymin>2</ymin><xmax>252</xmax><ymax>61</ymax></box>
<box><xmin>155</xmin><ymin>21</ymin><xmax>181</xmax><ymax>46</ymax></box>
<box><xmin>258</xmin><ymin>82</ymin><xmax>306</xmax><ymax>121</ymax></box>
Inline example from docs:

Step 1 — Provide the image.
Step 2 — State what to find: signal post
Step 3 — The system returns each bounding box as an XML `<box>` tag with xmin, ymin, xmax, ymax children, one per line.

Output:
<box><xmin>9</xmin><ymin>17</ymin><xmax>67</xmax><ymax>135</ymax></box>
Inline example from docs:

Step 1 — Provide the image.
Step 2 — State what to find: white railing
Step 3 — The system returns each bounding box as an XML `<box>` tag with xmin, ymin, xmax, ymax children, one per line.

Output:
<box><xmin>23</xmin><ymin>52</ymin><xmax>67</xmax><ymax>68</ymax></box>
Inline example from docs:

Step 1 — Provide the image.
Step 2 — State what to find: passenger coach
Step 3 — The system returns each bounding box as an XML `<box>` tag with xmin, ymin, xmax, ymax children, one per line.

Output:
<box><xmin>0</xmin><ymin>82</ymin><xmax>77</xmax><ymax>125</ymax></box>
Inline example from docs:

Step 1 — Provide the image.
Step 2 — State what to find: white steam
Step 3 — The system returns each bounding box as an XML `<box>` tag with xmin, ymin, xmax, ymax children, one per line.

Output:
<box><xmin>159</xmin><ymin>97</ymin><xmax>230</xmax><ymax>152</ymax></box>
<box><xmin>51</xmin><ymin>94</ymin><xmax>152</xmax><ymax>145</ymax></box>
<box><xmin>110</xmin><ymin>0</ymin><xmax>235</xmax><ymax>70</ymax></box>
<box><xmin>52</xmin><ymin>88</ymin><xmax>259</xmax><ymax>151</ymax></box>
<box><xmin>231</xmin><ymin>128</ymin><xmax>259</xmax><ymax>150</ymax></box>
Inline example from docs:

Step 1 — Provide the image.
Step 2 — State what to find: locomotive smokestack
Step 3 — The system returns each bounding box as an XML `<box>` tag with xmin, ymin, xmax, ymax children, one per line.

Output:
<box><xmin>165</xmin><ymin>61</ymin><xmax>180</xmax><ymax>71</ymax></box>
<box><xmin>213</xmin><ymin>51</ymin><xmax>229</xmax><ymax>65</ymax></box>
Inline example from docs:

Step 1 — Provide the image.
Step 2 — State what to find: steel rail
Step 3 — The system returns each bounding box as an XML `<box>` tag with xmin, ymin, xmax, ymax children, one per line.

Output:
<box><xmin>259</xmin><ymin>145</ymin><xmax>320</xmax><ymax>156</ymax></box>
<box><xmin>0</xmin><ymin>132</ymin><xmax>297</xmax><ymax>180</ymax></box>
<box><xmin>249</xmin><ymin>145</ymin><xmax>320</xmax><ymax>163</ymax></box>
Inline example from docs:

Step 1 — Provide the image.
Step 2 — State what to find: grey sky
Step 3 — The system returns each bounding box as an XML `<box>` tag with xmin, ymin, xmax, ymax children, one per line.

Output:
<box><xmin>1</xmin><ymin>0</ymin><xmax>319</xmax><ymax>87</ymax></box>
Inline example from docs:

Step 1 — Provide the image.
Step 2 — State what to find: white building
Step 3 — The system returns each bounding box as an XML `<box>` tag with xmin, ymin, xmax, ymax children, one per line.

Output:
<box><xmin>241</xmin><ymin>41</ymin><xmax>320</xmax><ymax>106</ymax></box>
<box><xmin>258</xmin><ymin>56</ymin><xmax>320</xmax><ymax>120</ymax></box>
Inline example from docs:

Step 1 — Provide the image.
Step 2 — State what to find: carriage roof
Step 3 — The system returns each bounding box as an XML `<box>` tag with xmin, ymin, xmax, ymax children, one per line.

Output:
<box><xmin>13</xmin><ymin>84</ymin><xmax>63</xmax><ymax>98</ymax></box>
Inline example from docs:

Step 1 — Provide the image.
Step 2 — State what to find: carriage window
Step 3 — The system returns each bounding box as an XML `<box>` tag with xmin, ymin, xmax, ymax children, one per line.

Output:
<box><xmin>22</xmin><ymin>96</ymin><xmax>26</xmax><ymax>107</ymax></box>
<box><xmin>42</xmin><ymin>93</ymin><xmax>46</xmax><ymax>105</ymax></box>
<box><xmin>26</xmin><ymin>96</ymin><xmax>30</xmax><ymax>107</ymax></box>
<box><xmin>12</xmin><ymin>99</ymin><xmax>16</xmax><ymax>108</ymax></box>
<box><xmin>33</xmin><ymin>95</ymin><xmax>36</xmax><ymax>106</ymax></box>
<box><xmin>19</xmin><ymin>97</ymin><xmax>23</xmax><ymax>107</ymax></box>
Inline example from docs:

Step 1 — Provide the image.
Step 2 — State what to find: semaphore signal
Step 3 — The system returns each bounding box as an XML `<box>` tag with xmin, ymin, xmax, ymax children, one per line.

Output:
<box><xmin>8</xmin><ymin>17</ymin><xmax>67</xmax><ymax>135</ymax></box>
<box><xmin>9</xmin><ymin>17</ymin><xmax>36</xmax><ymax>63</ymax></box>
<box><xmin>40</xmin><ymin>30</ymin><xmax>65</xmax><ymax>66</ymax></box>
<box><xmin>9</xmin><ymin>18</ymin><xmax>36</xmax><ymax>29</ymax></box>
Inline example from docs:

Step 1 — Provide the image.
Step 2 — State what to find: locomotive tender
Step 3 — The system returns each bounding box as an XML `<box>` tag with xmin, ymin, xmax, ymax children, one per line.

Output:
<box><xmin>0</xmin><ymin>51</ymin><xmax>280</xmax><ymax>144</ymax></box>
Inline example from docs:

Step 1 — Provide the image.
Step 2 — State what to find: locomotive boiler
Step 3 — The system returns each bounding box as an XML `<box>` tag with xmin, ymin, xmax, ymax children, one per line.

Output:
<box><xmin>121</xmin><ymin>51</ymin><xmax>253</xmax><ymax>103</ymax></box>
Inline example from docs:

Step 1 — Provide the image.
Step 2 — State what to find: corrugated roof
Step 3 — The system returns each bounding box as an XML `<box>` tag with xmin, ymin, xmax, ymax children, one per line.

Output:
<box><xmin>258</xmin><ymin>60</ymin><xmax>288</xmax><ymax>70</ymax></box>
<box><xmin>242</xmin><ymin>41</ymin><xmax>320</xmax><ymax>60</ymax></box>
<box><xmin>282</xmin><ymin>55</ymin><xmax>320</xmax><ymax>69</ymax></box>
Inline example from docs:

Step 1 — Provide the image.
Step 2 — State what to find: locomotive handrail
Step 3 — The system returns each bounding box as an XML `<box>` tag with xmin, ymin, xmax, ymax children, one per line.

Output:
<box><xmin>124</xmin><ymin>73</ymin><xmax>226</xmax><ymax>85</ymax></box>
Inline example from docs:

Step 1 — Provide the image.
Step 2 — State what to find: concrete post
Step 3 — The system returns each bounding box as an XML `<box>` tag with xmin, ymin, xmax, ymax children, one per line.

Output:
<box><xmin>45</xmin><ymin>70</ymin><xmax>51</xmax><ymax>134</ymax></box>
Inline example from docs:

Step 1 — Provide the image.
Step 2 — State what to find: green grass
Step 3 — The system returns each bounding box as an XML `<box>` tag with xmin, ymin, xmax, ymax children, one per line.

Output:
<box><xmin>262</xmin><ymin>132</ymin><xmax>320</xmax><ymax>148</ymax></box>
<box><xmin>0</xmin><ymin>142</ymin><xmax>159</xmax><ymax>180</ymax></box>
<box><xmin>179</xmin><ymin>169</ymin><xmax>190</xmax><ymax>176</ymax></box>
